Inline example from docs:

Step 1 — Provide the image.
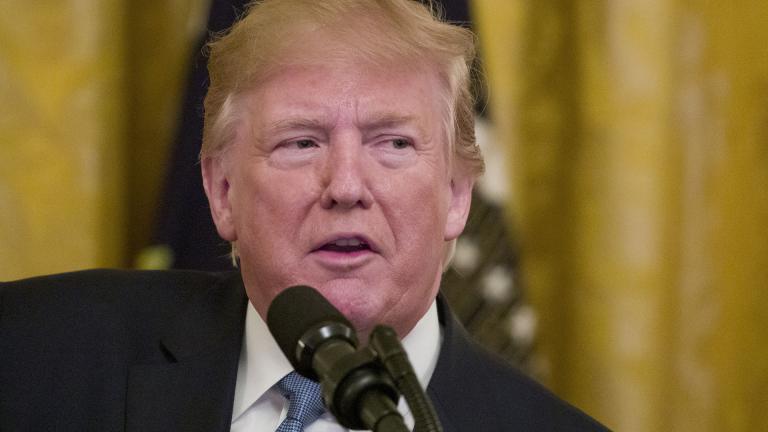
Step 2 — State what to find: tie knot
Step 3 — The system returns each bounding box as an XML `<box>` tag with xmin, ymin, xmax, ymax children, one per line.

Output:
<box><xmin>275</xmin><ymin>372</ymin><xmax>326</xmax><ymax>431</ymax></box>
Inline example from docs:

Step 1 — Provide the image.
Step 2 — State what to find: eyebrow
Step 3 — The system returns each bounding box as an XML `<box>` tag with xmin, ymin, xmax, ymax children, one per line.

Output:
<box><xmin>360</xmin><ymin>113</ymin><xmax>434</xmax><ymax>144</ymax></box>
<box><xmin>266</xmin><ymin>118</ymin><xmax>326</xmax><ymax>134</ymax></box>
<box><xmin>360</xmin><ymin>113</ymin><xmax>420</xmax><ymax>130</ymax></box>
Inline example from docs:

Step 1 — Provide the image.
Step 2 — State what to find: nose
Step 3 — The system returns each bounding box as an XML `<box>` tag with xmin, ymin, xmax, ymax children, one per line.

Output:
<box><xmin>319</xmin><ymin>135</ymin><xmax>373</xmax><ymax>210</ymax></box>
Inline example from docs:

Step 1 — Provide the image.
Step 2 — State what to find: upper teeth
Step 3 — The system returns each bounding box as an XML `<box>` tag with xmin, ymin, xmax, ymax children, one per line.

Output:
<box><xmin>332</xmin><ymin>238</ymin><xmax>363</xmax><ymax>247</ymax></box>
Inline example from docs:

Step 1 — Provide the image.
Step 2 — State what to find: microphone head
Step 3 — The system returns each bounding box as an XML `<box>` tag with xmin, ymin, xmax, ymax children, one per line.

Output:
<box><xmin>266</xmin><ymin>285</ymin><xmax>357</xmax><ymax>377</ymax></box>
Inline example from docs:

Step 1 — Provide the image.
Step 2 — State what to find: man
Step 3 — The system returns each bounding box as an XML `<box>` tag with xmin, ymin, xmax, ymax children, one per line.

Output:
<box><xmin>0</xmin><ymin>1</ymin><xmax>607</xmax><ymax>431</ymax></box>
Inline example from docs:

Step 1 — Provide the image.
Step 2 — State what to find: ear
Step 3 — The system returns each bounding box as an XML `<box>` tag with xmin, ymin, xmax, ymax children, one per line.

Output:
<box><xmin>201</xmin><ymin>156</ymin><xmax>237</xmax><ymax>242</ymax></box>
<box><xmin>444</xmin><ymin>173</ymin><xmax>474</xmax><ymax>241</ymax></box>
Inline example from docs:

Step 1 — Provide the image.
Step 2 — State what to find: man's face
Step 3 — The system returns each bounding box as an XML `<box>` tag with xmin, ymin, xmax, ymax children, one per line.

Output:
<box><xmin>203</xmin><ymin>57</ymin><xmax>472</xmax><ymax>338</ymax></box>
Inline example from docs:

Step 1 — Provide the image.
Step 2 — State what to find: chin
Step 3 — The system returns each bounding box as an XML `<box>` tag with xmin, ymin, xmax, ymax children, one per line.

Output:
<box><xmin>314</xmin><ymin>284</ymin><xmax>380</xmax><ymax>333</ymax></box>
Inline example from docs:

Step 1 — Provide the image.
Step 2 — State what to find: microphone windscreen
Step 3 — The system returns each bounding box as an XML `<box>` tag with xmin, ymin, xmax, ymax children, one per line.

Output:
<box><xmin>266</xmin><ymin>285</ymin><xmax>353</xmax><ymax>370</ymax></box>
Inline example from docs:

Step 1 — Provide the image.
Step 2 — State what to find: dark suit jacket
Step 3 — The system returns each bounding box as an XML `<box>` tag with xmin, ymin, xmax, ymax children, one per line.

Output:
<box><xmin>0</xmin><ymin>269</ymin><xmax>607</xmax><ymax>431</ymax></box>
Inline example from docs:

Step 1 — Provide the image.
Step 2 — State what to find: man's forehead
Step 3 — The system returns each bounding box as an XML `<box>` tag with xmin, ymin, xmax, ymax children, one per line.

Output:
<box><xmin>245</xmin><ymin>62</ymin><xmax>443</xmax><ymax>125</ymax></box>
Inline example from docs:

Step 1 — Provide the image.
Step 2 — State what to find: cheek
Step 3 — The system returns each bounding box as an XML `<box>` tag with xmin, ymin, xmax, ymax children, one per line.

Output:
<box><xmin>401</xmin><ymin>172</ymin><xmax>449</xmax><ymax>221</ymax></box>
<box><xmin>232</xmin><ymin>165</ymin><xmax>311</xmax><ymax>222</ymax></box>
<box><xmin>234</xmin><ymin>187</ymin><xmax>306</xmax><ymax>304</ymax></box>
<box><xmin>387</xmin><ymin>180</ymin><xmax>450</xmax><ymax>255</ymax></box>
<box><xmin>231</xmin><ymin>175</ymin><xmax>295</xmax><ymax>254</ymax></box>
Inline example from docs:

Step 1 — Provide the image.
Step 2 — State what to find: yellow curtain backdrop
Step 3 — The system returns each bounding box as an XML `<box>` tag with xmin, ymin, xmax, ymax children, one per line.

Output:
<box><xmin>474</xmin><ymin>1</ymin><xmax>768</xmax><ymax>431</ymax></box>
<box><xmin>0</xmin><ymin>1</ymin><xmax>208</xmax><ymax>280</ymax></box>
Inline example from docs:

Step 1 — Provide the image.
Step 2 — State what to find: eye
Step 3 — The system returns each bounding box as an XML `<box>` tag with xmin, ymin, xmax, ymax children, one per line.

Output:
<box><xmin>269</xmin><ymin>137</ymin><xmax>321</xmax><ymax>168</ymax></box>
<box><xmin>390</xmin><ymin>138</ymin><xmax>412</xmax><ymax>149</ymax></box>
<box><xmin>292</xmin><ymin>139</ymin><xmax>318</xmax><ymax>149</ymax></box>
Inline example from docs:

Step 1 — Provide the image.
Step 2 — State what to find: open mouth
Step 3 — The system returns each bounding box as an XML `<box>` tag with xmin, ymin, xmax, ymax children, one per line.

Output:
<box><xmin>317</xmin><ymin>237</ymin><xmax>372</xmax><ymax>253</ymax></box>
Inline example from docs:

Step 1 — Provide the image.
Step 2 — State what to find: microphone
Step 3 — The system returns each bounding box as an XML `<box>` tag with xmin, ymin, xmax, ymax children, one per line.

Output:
<box><xmin>266</xmin><ymin>285</ymin><xmax>358</xmax><ymax>379</ymax></box>
<box><xmin>266</xmin><ymin>285</ymin><xmax>407</xmax><ymax>432</ymax></box>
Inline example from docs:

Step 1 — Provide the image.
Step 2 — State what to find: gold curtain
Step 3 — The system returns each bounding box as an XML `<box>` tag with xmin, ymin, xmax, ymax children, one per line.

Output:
<box><xmin>0</xmin><ymin>1</ymin><xmax>208</xmax><ymax>280</ymax></box>
<box><xmin>473</xmin><ymin>1</ymin><xmax>768</xmax><ymax>431</ymax></box>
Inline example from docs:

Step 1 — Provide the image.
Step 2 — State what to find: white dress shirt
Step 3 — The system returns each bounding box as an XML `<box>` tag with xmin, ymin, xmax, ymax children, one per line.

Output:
<box><xmin>231</xmin><ymin>300</ymin><xmax>442</xmax><ymax>432</ymax></box>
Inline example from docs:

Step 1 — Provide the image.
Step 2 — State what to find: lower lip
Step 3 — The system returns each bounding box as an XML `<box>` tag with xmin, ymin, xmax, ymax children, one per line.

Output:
<box><xmin>310</xmin><ymin>249</ymin><xmax>376</xmax><ymax>269</ymax></box>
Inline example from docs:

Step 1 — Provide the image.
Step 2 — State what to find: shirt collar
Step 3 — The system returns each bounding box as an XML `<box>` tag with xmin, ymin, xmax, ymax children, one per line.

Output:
<box><xmin>231</xmin><ymin>299</ymin><xmax>442</xmax><ymax>421</ymax></box>
<box><xmin>231</xmin><ymin>301</ymin><xmax>293</xmax><ymax>421</ymax></box>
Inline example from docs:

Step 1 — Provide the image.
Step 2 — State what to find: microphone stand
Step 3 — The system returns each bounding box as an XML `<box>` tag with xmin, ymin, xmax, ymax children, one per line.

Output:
<box><xmin>317</xmin><ymin>325</ymin><xmax>443</xmax><ymax>432</ymax></box>
<box><xmin>369</xmin><ymin>326</ymin><xmax>443</xmax><ymax>432</ymax></box>
<box><xmin>315</xmin><ymin>341</ymin><xmax>409</xmax><ymax>432</ymax></box>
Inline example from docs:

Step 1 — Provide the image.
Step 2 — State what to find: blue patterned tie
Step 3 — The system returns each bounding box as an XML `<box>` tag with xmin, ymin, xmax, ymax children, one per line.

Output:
<box><xmin>275</xmin><ymin>371</ymin><xmax>326</xmax><ymax>432</ymax></box>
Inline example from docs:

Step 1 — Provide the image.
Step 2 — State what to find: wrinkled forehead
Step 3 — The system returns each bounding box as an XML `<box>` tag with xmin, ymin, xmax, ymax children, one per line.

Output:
<box><xmin>244</xmin><ymin>59</ymin><xmax>445</xmax><ymax>133</ymax></box>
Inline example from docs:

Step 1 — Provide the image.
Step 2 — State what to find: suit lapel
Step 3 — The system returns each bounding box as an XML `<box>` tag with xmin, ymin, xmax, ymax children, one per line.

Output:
<box><xmin>425</xmin><ymin>295</ymin><xmax>470</xmax><ymax>432</ymax></box>
<box><xmin>126</xmin><ymin>272</ymin><xmax>248</xmax><ymax>432</ymax></box>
